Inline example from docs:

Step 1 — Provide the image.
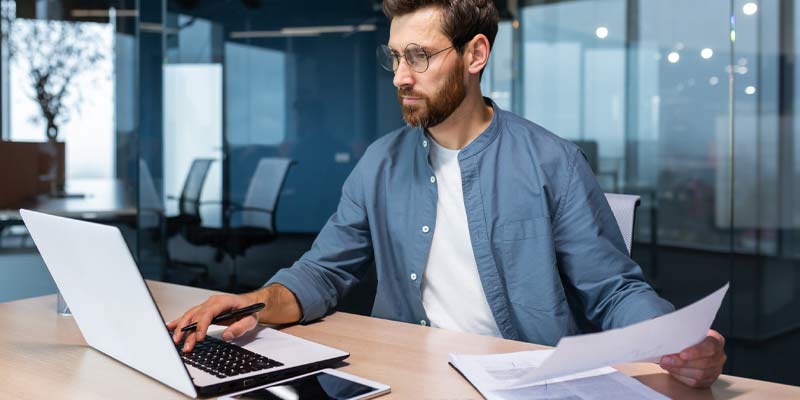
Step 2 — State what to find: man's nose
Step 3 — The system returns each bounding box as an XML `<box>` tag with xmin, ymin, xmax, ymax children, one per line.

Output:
<box><xmin>393</xmin><ymin>57</ymin><xmax>415</xmax><ymax>88</ymax></box>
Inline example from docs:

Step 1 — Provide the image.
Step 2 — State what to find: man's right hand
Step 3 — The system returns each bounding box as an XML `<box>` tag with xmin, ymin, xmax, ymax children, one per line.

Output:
<box><xmin>167</xmin><ymin>284</ymin><xmax>302</xmax><ymax>353</ymax></box>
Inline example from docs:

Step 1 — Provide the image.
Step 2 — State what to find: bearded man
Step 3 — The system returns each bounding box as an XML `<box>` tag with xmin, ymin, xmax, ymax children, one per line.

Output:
<box><xmin>170</xmin><ymin>0</ymin><xmax>727</xmax><ymax>388</ymax></box>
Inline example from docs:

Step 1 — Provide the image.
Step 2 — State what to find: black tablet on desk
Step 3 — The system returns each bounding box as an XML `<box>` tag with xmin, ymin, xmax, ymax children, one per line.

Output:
<box><xmin>222</xmin><ymin>368</ymin><xmax>390</xmax><ymax>400</ymax></box>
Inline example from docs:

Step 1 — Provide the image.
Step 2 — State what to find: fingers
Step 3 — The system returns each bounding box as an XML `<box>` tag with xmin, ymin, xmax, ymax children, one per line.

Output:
<box><xmin>222</xmin><ymin>315</ymin><xmax>259</xmax><ymax>341</ymax></box>
<box><xmin>665</xmin><ymin>364</ymin><xmax>722</xmax><ymax>388</ymax></box>
<box><xmin>660</xmin><ymin>330</ymin><xmax>727</xmax><ymax>389</ymax></box>
<box><xmin>166</xmin><ymin>295</ymin><xmax>253</xmax><ymax>353</ymax></box>
<box><xmin>662</xmin><ymin>329</ymin><xmax>726</xmax><ymax>367</ymax></box>
<box><xmin>668</xmin><ymin>369</ymin><xmax>718</xmax><ymax>388</ymax></box>
<box><xmin>680</xmin><ymin>335</ymin><xmax>723</xmax><ymax>360</ymax></box>
<box><xmin>664</xmin><ymin>364</ymin><xmax>720</xmax><ymax>380</ymax></box>
<box><xmin>171</xmin><ymin>305</ymin><xmax>201</xmax><ymax>344</ymax></box>
<box><xmin>661</xmin><ymin>351</ymin><xmax>726</xmax><ymax>370</ymax></box>
<box><xmin>182</xmin><ymin>330</ymin><xmax>198</xmax><ymax>353</ymax></box>
<box><xmin>192</xmin><ymin>303</ymin><xmax>230</xmax><ymax>343</ymax></box>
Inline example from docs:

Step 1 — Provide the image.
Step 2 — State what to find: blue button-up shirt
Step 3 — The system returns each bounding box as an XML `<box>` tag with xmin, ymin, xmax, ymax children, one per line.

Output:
<box><xmin>267</xmin><ymin>98</ymin><xmax>674</xmax><ymax>346</ymax></box>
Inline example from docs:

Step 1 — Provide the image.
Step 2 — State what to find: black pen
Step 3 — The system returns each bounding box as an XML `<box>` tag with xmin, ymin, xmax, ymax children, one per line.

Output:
<box><xmin>180</xmin><ymin>303</ymin><xmax>265</xmax><ymax>332</ymax></box>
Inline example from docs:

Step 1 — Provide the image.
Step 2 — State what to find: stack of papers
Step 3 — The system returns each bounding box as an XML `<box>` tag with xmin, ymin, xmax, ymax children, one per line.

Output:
<box><xmin>449</xmin><ymin>283</ymin><xmax>729</xmax><ymax>399</ymax></box>
<box><xmin>450</xmin><ymin>350</ymin><xmax>668</xmax><ymax>400</ymax></box>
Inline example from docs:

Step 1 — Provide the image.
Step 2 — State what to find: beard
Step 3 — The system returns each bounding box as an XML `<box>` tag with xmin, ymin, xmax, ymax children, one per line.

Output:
<box><xmin>397</xmin><ymin>58</ymin><xmax>467</xmax><ymax>128</ymax></box>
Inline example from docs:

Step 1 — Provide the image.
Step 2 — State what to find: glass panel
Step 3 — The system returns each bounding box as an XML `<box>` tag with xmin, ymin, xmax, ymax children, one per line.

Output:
<box><xmin>521</xmin><ymin>0</ymin><xmax>733</xmax><ymax>255</ymax></box>
<box><xmin>152</xmin><ymin>2</ymin><xmax>393</xmax><ymax>293</ymax></box>
<box><xmin>727</xmin><ymin>1</ymin><xmax>800</xmax><ymax>385</ymax></box>
<box><xmin>0</xmin><ymin>0</ymin><xmax>140</xmax><ymax>297</ymax></box>
<box><xmin>481</xmin><ymin>20</ymin><xmax>514</xmax><ymax>111</ymax></box>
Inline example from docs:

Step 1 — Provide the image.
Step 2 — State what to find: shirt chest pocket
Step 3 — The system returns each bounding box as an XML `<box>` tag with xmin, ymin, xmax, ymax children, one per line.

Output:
<box><xmin>497</xmin><ymin>217</ymin><xmax>551</xmax><ymax>242</ymax></box>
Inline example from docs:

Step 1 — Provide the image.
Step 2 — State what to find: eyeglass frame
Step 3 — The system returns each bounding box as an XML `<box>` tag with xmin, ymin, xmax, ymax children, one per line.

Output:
<box><xmin>378</xmin><ymin>42</ymin><xmax>459</xmax><ymax>73</ymax></box>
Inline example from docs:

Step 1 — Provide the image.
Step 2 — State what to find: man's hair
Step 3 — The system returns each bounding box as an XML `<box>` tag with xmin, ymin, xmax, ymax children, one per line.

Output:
<box><xmin>383</xmin><ymin>0</ymin><xmax>499</xmax><ymax>54</ymax></box>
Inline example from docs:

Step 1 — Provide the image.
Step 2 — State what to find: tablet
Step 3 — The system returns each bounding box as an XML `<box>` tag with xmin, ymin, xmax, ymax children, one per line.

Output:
<box><xmin>221</xmin><ymin>368</ymin><xmax>391</xmax><ymax>400</ymax></box>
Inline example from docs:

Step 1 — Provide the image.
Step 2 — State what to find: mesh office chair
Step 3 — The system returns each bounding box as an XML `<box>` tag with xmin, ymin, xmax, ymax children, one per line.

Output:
<box><xmin>164</xmin><ymin>158</ymin><xmax>215</xmax><ymax>283</ymax></box>
<box><xmin>186</xmin><ymin>157</ymin><xmax>295</xmax><ymax>289</ymax></box>
<box><xmin>169</xmin><ymin>159</ymin><xmax>215</xmax><ymax>229</ymax></box>
<box><xmin>603</xmin><ymin>193</ymin><xmax>641</xmax><ymax>255</ymax></box>
<box><xmin>231</xmin><ymin>157</ymin><xmax>295</xmax><ymax>236</ymax></box>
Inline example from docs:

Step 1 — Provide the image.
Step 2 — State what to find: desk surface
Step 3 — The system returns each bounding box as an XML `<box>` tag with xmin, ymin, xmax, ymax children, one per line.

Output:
<box><xmin>1</xmin><ymin>281</ymin><xmax>798</xmax><ymax>399</ymax></box>
<box><xmin>0</xmin><ymin>179</ymin><xmax>136</xmax><ymax>222</ymax></box>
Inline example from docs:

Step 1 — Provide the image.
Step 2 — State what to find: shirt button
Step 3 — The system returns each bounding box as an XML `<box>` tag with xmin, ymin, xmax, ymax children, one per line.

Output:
<box><xmin>410</xmin><ymin>273</ymin><xmax>417</xmax><ymax>281</ymax></box>
<box><xmin>421</xmin><ymin>225</ymin><xmax>430</xmax><ymax>233</ymax></box>
<box><xmin>430</xmin><ymin>176</ymin><xmax>436</xmax><ymax>183</ymax></box>
<box><xmin>422</xmin><ymin>140</ymin><xmax>428</xmax><ymax>147</ymax></box>
<box><xmin>420</xmin><ymin>320</ymin><xmax>428</xmax><ymax>326</ymax></box>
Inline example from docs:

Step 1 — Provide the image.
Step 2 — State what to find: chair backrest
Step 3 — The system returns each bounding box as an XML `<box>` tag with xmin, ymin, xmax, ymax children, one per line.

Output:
<box><xmin>179</xmin><ymin>159</ymin><xmax>214</xmax><ymax>218</ymax></box>
<box><xmin>604</xmin><ymin>193</ymin><xmax>641</xmax><ymax>255</ymax></box>
<box><xmin>240</xmin><ymin>157</ymin><xmax>294</xmax><ymax>232</ymax></box>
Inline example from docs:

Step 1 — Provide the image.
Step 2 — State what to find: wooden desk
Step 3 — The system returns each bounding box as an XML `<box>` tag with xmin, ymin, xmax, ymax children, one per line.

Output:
<box><xmin>0</xmin><ymin>179</ymin><xmax>136</xmax><ymax>225</ymax></box>
<box><xmin>1</xmin><ymin>281</ymin><xmax>798</xmax><ymax>399</ymax></box>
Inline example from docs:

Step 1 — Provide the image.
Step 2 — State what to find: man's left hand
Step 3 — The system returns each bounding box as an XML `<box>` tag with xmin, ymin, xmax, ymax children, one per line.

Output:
<box><xmin>659</xmin><ymin>329</ymin><xmax>727</xmax><ymax>388</ymax></box>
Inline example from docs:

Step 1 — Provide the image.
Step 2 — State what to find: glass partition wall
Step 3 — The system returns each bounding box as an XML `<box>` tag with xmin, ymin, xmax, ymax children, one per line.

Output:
<box><xmin>0</xmin><ymin>1</ymin><xmax>140</xmax><ymax>298</ymax></box>
<box><xmin>519</xmin><ymin>0</ymin><xmax>800</xmax><ymax>384</ymax></box>
<box><xmin>138</xmin><ymin>0</ymin><xmax>398</xmax><ymax>299</ymax></box>
<box><xmin>135</xmin><ymin>0</ymin><xmax>800</xmax><ymax>386</ymax></box>
<box><xmin>2</xmin><ymin>0</ymin><xmax>797</xmax><ymax>387</ymax></box>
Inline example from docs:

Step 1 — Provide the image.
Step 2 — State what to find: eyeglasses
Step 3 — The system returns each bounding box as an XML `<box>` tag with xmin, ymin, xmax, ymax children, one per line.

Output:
<box><xmin>377</xmin><ymin>43</ymin><xmax>455</xmax><ymax>73</ymax></box>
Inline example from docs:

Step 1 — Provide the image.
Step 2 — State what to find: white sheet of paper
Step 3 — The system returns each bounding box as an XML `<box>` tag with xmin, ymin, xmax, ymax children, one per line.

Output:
<box><xmin>450</xmin><ymin>350</ymin><xmax>615</xmax><ymax>388</ymax></box>
<box><xmin>501</xmin><ymin>283</ymin><xmax>729</xmax><ymax>387</ymax></box>
<box><xmin>449</xmin><ymin>350</ymin><xmax>669</xmax><ymax>399</ymax></box>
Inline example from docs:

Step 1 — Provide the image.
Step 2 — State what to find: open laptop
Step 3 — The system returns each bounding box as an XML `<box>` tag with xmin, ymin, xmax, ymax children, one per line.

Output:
<box><xmin>21</xmin><ymin>209</ymin><xmax>349</xmax><ymax>398</ymax></box>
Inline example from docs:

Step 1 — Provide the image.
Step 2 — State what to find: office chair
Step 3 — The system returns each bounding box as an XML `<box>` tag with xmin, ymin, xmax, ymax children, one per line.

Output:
<box><xmin>604</xmin><ymin>193</ymin><xmax>641</xmax><ymax>255</ymax></box>
<box><xmin>186</xmin><ymin>157</ymin><xmax>295</xmax><ymax>289</ymax></box>
<box><xmin>164</xmin><ymin>158</ymin><xmax>215</xmax><ymax>283</ymax></box>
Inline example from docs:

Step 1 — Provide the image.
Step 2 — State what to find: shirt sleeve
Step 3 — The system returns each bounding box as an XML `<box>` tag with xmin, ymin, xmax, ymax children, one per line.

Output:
<box><xmin>552</xmin><ymin>148</ymin><xmax>674</xmax><ymax>330</ymax></box>
<box><xmin>265</xmin><ymin>160</ymin><xmax>373</xmax><ymax>323</ymax></box>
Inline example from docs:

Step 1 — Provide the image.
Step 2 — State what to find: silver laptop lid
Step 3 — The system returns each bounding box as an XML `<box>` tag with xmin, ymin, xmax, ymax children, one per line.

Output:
<box><xmin>21</xmin><ymin>209</ymin><xmax>197</xmax><ymax>398</ymax></box>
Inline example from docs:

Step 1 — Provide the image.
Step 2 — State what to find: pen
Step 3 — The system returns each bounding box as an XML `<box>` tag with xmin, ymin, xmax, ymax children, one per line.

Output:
<box><xmin>180</xmin><ymin>303</ymin><xmax>265</xmax><ymax>332</ymax></box>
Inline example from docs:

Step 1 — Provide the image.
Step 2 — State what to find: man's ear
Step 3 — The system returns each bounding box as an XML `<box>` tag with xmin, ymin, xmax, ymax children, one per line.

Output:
<box><xmin>465</xmin><ymin>34</ymin><xmax>491</xmax><ymax>76</ymax></box>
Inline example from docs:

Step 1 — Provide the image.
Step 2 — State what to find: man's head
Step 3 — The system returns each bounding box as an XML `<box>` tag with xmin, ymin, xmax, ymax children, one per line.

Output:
<box><xmin>381</xmin><ymin>0</ymin><xmax>499</xmax><ymax>128</ymax></box>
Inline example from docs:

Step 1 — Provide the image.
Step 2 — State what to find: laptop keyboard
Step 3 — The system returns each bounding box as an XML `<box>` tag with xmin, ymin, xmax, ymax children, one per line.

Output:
<box><xmin>176</xmin><ymin>335</ymin><xmax>284</xmax><ymax>378</ymax></box>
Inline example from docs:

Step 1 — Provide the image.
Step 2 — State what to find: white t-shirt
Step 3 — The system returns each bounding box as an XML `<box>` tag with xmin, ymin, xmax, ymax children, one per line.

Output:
<box><xmin>420</xmin><ymin>137</ymin><xmax>503</xmax><ymax>338</ymax></box>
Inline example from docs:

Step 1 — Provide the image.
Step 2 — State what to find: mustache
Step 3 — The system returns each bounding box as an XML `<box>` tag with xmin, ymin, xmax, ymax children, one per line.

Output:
<box><xmin>397</xmin><ymin>87</ymin><xmax>426</xmax><ymax>98</ymax></box>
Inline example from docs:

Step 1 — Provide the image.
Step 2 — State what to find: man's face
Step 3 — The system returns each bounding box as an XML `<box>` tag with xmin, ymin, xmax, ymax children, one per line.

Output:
<box><xmin>389</xmin><ymin>7</ymin><xmax>467</xmax><ymax>128</ymax></box>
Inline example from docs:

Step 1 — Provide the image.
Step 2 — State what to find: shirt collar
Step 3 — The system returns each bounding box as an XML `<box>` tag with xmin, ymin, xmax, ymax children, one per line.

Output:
<box><xmin>416</xmin><ymin>97</ymin><xmax>503</xmax><ymax>161</ymax></box>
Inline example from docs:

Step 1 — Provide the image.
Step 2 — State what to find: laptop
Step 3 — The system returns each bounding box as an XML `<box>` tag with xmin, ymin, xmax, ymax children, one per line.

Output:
<box><xmin>21</xmin><ymin>209</ymin><xmax>349</xmax><ymax>398</ymax></box>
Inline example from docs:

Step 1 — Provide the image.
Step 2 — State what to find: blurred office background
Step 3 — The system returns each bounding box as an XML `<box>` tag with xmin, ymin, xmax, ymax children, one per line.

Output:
<box><xmin>1</xmin><ymin>0</ymin><xmax>798</xmax><ymax>386</ymax></box>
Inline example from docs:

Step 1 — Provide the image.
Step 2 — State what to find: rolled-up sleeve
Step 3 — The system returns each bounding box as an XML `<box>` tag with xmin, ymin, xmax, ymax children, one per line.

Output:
<box><xmin>266</xmin><ymin>160</ymin><xmax>373</xmax><ymax>323</ymax></box>
<box><xmin>552</xmin><ymin>148</ymin><xmax>674</xmax><ymax>330</ymax></box>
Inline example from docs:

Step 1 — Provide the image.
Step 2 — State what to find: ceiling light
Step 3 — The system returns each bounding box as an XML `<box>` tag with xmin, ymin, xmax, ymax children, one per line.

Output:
<box><xmin>71</xmin><ymin>9</ymin><xmax>139</xmax><ymax>18</ymax></box>
<box><xmin>743</xmin><ymin>3</ymin><xmax>758</xmax><ymax>16</ymax></box>
<box><xmin>701</xmin><ymin>48</ymin><xmax>714</xmax><ymax>59</ymax></box>
<box><xmin>745</xmin><ymin>86</ymin><xmax>757</xmax><ymax>95</ymax></box>
<box><xmin>230</xmin><ymin>24</ymin><xmax>377</xmax><ymax>39</ymax></box>
<box><xmin>668</xmin><ymin>52</ymin><xmax>680</xmax><ymax>64</ymax></box>
<box><xmin>595</xmin><ymin>26</ymin><xmax>608</xmax><ymax>39</ymax></box>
